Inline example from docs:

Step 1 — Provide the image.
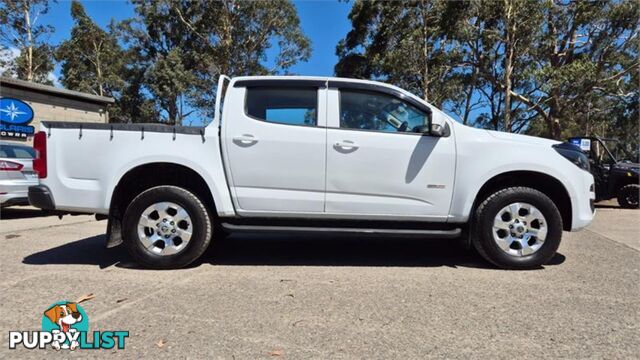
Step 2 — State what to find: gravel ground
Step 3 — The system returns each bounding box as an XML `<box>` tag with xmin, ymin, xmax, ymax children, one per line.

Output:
<box><xmin>0</xmin><ymin>204</ymin><xmax>638</xmax><ymax>359</ymax></box>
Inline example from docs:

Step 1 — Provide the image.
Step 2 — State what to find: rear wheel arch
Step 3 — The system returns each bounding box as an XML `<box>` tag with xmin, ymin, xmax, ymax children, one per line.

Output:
<box><xmin>471</xmin><ymin>171</ymin><xmax>572</xmax><ymax>231</ymax></box>
<box><xmin>106</xmin><ymin>162</ymin><xmax>217</xmax><ymax>247</ymax></box>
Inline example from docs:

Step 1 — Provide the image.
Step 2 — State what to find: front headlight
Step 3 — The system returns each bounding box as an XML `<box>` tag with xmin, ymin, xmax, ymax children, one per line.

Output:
<box><xmin>553</xmin><ymin>143</ymin><xmax>590</xmax><ymax>172</ymax></box>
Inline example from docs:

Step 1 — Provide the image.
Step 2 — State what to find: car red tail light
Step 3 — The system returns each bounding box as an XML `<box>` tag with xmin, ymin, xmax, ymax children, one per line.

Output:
<box><xmin>0</xmin><ymin>160</ymin><xmax>24</xmax><ymax>171</ymax></box>
<box><xmin>33</xmin><ymin>131</ymin><xmax>47</xmax><ymax>178</ymax></box>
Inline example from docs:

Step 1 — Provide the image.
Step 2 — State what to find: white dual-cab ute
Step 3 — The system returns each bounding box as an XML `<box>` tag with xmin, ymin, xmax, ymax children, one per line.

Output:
<box><xmin>28</xmin><ymin>75</ymin><xmax>595</xmax><ymax>269</ymax></box>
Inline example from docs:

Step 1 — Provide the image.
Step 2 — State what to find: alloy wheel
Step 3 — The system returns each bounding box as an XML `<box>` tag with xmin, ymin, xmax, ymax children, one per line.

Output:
<box><xmin>137</xmin><ymin>202</ymin><xmax>193</xmax><ymax>256</ymax></box>
<box><xmin>492</xmin><ymin>202</ymin><xmax>548</xmax><ymax>257</ymax></box>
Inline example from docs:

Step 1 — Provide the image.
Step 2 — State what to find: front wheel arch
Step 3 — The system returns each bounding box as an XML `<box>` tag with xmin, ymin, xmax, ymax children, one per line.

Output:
<box><xmin>470</xmin><ymin>171</ymin><xmax>573</xmax><ymax>231</ymax></box>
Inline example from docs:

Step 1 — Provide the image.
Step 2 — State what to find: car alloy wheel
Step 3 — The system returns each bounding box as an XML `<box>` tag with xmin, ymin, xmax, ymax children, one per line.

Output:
<box><xmin>491</xmin><ymin>202</ymin><xmax>548</xmax><ymax>257</ymax></box>
<box><xmin>137</xmin><ymin>201</ymin><xmax>193</xmax><ymax>256</ymax></box>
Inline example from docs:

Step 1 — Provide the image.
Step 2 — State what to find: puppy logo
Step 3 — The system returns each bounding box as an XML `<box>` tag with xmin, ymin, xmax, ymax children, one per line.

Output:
<box><xmin>42</xmin><ymin>301</ymin><xmax>88</xmax><ymax>350</ymax></box>
<box><xmin>8</xmin><ymin>299</ymin><xmax>128</xmax><ymax>350</ymax></box>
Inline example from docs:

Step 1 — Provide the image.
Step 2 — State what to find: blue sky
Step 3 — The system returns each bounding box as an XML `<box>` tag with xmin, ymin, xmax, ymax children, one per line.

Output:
<box><xmin>46</xmin><ymin>0</ymin><xmax>353</xmax><ymax>79</ymax></box>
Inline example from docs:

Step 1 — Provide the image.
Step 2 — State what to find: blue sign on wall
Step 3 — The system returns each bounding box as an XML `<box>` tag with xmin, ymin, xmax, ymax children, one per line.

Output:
<box><xmin>0</xmin><ymin>97</ymin><xmax>36</xmax><ymax>139</ymax></box>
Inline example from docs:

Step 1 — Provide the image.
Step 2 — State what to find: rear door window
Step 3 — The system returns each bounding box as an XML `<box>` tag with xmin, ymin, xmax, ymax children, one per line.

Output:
<box><xmin>246</xmin><ymin>87</ymin><xmax>317</xmax><ymax>127</ymax></box>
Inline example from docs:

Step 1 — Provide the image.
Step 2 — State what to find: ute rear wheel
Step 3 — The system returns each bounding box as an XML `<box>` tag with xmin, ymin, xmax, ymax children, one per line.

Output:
<box><xmin>473</xmin><ymin>187</ymin><xmax>563</xmax><ymax>270</ymax></box>
<box><xmin>617</xmin><ymin>184</ymin><xmax>639</xmax><ymax>209</ymax></box>
<box><xmin>123</xmin><ymin>185</ymin><xmax>212</xmax><ymax>269</ymax></box>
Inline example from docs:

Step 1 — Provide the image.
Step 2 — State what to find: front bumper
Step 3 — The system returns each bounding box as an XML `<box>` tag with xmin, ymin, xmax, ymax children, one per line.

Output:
<box><xmin>570</xmin><ymin>172</ymin><xmax>596</xmax><ymax>231</ymax></box>
<box><xmin>28</xmin><ymin>185</ymin><xmax>56</xmax><ymax>210</ymax></box>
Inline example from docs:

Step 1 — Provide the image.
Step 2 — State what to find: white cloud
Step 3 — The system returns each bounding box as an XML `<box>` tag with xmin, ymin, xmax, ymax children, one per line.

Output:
<box><xmin>47</xmin><ymin>70</ymin><xmax>60</xmax><ymax>87</ymax></box>
<box><xmin>0</xmin><ymin>46</ymin><xmax>20</xmax><ymax>75</ymax></box>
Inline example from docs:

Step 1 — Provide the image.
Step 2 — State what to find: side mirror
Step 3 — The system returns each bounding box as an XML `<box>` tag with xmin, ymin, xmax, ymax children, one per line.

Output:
<box><xmin>430</xmin><ymin>123</ymin><xmax>448</xmax><ymax>137</ymax></box>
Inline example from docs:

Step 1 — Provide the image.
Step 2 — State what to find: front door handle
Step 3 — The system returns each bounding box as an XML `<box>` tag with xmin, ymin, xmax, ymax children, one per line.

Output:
<box><xmin>233</xmin><ymin>134</ymin><xmax>258</xmax><ymax>146</ymax></box>
<box><xmin>334</xmin><ymin>140</ymin><xmax>359</xmax><ymax>150</ymax></box>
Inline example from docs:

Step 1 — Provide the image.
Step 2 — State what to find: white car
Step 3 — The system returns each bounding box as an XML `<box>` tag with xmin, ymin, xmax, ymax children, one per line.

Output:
<box><xmin>0</xmin><ymin>141</ymin><xmax>38</xmax><ymax>207</ymax></box>
<box><xmin>28</xmin><ymin>76</ymin><xmax>595</xmax><ymax>269</ymax></box>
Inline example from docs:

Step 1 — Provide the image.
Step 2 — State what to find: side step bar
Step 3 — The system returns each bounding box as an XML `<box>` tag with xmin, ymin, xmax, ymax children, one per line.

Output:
<box><xmin>220</xmin><ymin>223</ymin><xmax>461</xmax><ymax>239</ymax></box>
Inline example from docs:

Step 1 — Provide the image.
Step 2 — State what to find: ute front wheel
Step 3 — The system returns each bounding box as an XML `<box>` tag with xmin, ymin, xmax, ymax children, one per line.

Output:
<box><xmin>473</xmin><ymin>187</ymin><xmax>563</xmax><ymax>270</ymax></box>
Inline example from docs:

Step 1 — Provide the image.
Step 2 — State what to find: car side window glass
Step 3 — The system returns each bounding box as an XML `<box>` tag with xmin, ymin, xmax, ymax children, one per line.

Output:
<box><xmin>246</xmin><ymin>87</ymin><xmax>317</xmax><ymax>127</ymax></box>
<box><xmin>339</xmin><ymin>90</ymin><xmax>429</xmax><ymax>133</ymax></box>
<box><xmin>13</xmin><ymin>147</ymin><xmax>35</xmax><ymax>159</ymax></box>
<box><xmin>0</xmin><ymin>144</ymin><xmax>34</xmax><ymax>158</ymax></box>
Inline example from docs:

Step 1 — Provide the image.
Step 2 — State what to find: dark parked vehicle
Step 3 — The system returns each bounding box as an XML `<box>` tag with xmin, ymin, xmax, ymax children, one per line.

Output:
<box><xmin>569</xmin><ymin>137</ymin><xmax>639</xmax><ymax>209</ymax></box>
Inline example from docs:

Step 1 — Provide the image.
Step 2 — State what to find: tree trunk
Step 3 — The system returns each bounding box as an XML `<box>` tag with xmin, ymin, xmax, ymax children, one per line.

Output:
<box><xmin>503</xmin><ymin>0</ymin><xmax>514</xmax><ymax>133</ymax></box>
<box><xmin>167</xmin><ymin>97</ymin><xmax>179</xmax><ymax>126</ymax></box>
<box><xmin>547</xmin><ymin>114</ymin><xmax>562</xmax><ymax>140</ymax></box>
<box><xmin>95</xmin><ymin>42</ymin><xmax>104</xmax><ymax>97</ymax></box>
<box><xmin>462</xmin><ymin>84</ymin><xmax>473</xmax><ymax>125</ymax></box>
<box><xmin>423</xmin><ymin>42</ymin><xmax>429</xmax><ymax>102</ymax></box>
<box><xmin>218</xmin><ymin>0</ymin><xmax>234</xmax><ymax>75</ymax></box>
<box><xmin>24</xmin><ymin>6</ymin><xmax>33</xmax><ymax>82</ymax></box>
<box><xmin>547</xmin><ymin>94</ymin><xmax>562</xmax><ymax>139</ymax></box>
<box><xmin>421</xmin><ymin>0</ymin><xmax>429</xmax><ymax>102</ymax></box>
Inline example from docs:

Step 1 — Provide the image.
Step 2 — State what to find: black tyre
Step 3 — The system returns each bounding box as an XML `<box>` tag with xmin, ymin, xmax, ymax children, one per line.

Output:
<box><xmin>472</xmin><ymin>187</ymin><xmax>563</xmax><ymax>270</ymax></box>
<box><xmin>617</xmin><ymin>184</ymin><xmax>639</xmax><ymax>209</ymax></box>
<box><xmin>123</xmin><ymin>185</ymin><xmax>212</xmax><ymax>269</ymax></box>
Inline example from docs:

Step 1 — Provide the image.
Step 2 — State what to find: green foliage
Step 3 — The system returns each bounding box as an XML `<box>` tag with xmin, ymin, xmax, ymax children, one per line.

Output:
<box><xmin>109</xmin><ymin>57</ymin><xmax>159</xmax><ymax>124</ymax></box>
<box><xmin>525</xmin><ymin>0</ymin><xmax>639</xmax><ymax>140</ymax></box>
<box><xmin>0</xmin><ymin>0</ymin><xmax>55</xmax><ymax>84</ymax></box>
<box><xmin>2</xmin><ymin>0</ymin><xmax>310</xmax><ymax>126</ymax></box>
<box><xmin>120</xmin><ymin>0</ymin><xmax>311</xmax><ymax>125</ymax></box>
<box><xmin>56</xmin><ymin>1</ymin><xmax>125</xmax><ymax>96</ymax></box>
<box><xmin>145</xmin><ymin>48</ymin><xmax>195</xmax><ymax>124</ymax></box>
<box><xmin>336</xmin><ymin>0</ymin><xmax>464</xmax><ymax>107</ymax></box>
<box><xmin>55</xmin><ymin>1</ymin><xmax>157</xmax><ymax>123</ymax></box>
<box><xmin>337</xmin><ymin>0</ymin><xmax>638</xmax><ymax>147</ymax></box>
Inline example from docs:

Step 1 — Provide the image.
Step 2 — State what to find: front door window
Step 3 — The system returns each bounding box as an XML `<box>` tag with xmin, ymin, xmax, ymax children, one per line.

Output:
<box><xmin>339</xmin><ymin>90</ymin><xmax>429</xmax><ymax>133</ymax></box>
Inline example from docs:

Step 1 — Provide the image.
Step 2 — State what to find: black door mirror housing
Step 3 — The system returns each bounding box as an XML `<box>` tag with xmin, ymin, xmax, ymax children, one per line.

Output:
<box><xmin>430</xmin><ymin>123</ymin><xmax>449</xmax><ymax>137</ymax></box>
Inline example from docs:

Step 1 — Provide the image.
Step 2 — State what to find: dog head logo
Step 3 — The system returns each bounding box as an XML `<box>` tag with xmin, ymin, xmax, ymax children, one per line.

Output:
<box><xmin>41</xmin><ymin>301</ymin><xmax>89</xmax><ymax>350</ymax></box>
<box><xmin>44</xmin><ymin>303</ymin><xmax>82</xmax><ymax>332</ymax></box>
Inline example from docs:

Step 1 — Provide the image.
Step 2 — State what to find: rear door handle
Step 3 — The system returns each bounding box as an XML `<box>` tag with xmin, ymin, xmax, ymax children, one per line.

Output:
<box><xmin>233</xmin><ymin>134</ymin><xmax>258</xmax><ymax>146</ymax></box>
<box><xmin>334</xmin><ymin>140</ymin><xmax>359</xmax><ymax>150</ymax></box>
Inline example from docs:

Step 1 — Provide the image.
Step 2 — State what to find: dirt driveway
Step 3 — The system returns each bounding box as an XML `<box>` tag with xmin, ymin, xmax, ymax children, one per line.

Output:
<box><xmin>1</xmin><ymin>205</ymin><xmax>638</xmax><ymax>358</ymax></box>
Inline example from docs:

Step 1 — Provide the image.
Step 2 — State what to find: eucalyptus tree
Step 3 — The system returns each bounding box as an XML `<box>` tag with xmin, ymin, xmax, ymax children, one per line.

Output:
<box><xmin>0</xmin><ymin>0</ymin><xmax>55</xmax><ymax>83</ymax></box>
<box><xmin>56</xmin><ymin>1</ymin><xmax>157</xmax><ymax>123</ymax></box>
<box><xmin>337</xmin><ymin>0</ymin><xmax>638</xmax><ymax>141</ymax></box>
<box><xmin>120</xmin><ymin>0</ymin><xmax>311</xmax><ymax>125</ymax></box>
<box><xmin>525</xmin><ymin>0</ymin><xmax>639</xmax><ymax>139</ymax></box>
<box><xmin>335</xmin><ymin>0</ymin><xmax>466</xmax><ymax>109</ymax></box>
<box><xmin>57</xmin><ymin>1</ymin><xmax>125</xmax><ymax>97</ymax></box>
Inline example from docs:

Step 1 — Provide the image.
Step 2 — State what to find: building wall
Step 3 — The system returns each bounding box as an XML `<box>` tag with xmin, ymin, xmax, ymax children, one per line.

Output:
<box><xmin>1</xmin><ymin>86</ymin><xmax>109</xmax><ymax>145</ymax></box>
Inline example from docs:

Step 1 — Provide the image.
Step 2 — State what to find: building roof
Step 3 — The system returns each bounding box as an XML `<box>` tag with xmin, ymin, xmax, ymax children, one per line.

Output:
<box><xmin>0</xmin><ymin>76</ymin><xmax>115</xmax><ymax>105</ymax></box>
